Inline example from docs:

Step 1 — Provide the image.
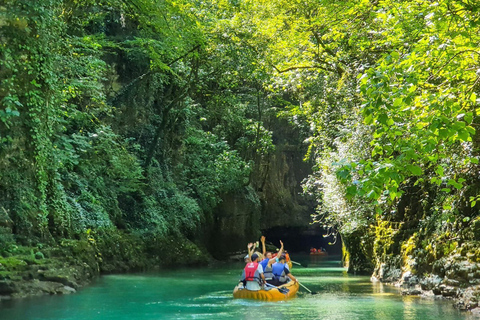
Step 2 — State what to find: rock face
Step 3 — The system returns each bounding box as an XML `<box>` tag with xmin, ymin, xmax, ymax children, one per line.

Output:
<box><xmin>207</xmin><ymin>187</ymin><xmax>262</xmax><ymax>259</ymax></box>
<box><xmin>206</xmin><ymin>118</ymin><xmax>316</xmax><ymax>257</ymax></box>
<box><xmin>343</xmin><ymin>229</ymin><xmax>375</xmax><ymax>275</ymax></box>
<box><xmin>370</xmin><ymin>240</ymin><xmax>480</xmax><ymax>314</ymax></box>
<box><xmin>255</xmin><ymin>119</ymin><xmax>314</xmax><ymax>230</ymax></box>
<box><xmin>256</xmin><ymin>144</ymin><xmax>314</xmax><ymax>230</ymax></box>
<box><xmin>400</xmin><ymin>257</ymin><xmax>480</xmax><ymax>305</ymax></box>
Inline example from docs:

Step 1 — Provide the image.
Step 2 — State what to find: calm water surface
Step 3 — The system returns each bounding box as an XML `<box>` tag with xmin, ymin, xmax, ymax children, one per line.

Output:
<box><xmin>0</xmin><ymin>256</ymin><xmax>473</xmax><ymax>319</ymax></box>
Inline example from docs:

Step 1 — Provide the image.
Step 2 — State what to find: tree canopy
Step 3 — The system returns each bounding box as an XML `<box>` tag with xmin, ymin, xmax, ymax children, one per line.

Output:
<box><xmin>1</xmin><ymin>0</ymin><xmax>480</xmax><ymax>274</ymax></box>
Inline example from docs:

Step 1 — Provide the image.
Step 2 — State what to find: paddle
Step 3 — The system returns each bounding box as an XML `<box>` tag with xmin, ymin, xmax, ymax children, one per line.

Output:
<box><xmin>291</xmin><ymin>260</ymin><xmax>308</xmax><ymax>268</ymax></box>
<box><xmin>264</xmin><ymin>282</ymin><xmax>289</xmax><ymax>294</ymax></box>
<box><xmin>298</xmin><ymin>281</ymin><xmax>318</xmax><ymax>295</ymax></box>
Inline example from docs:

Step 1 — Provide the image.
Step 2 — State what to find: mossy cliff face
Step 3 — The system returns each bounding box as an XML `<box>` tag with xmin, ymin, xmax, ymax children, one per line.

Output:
<box><xmin>205</xmin><ymin>118</ymin><xmax>316</xmax><ymax>257</ymax></box>
<box><xmin>255</xmin><ymin>118</ymin><xmax>314</xmax><ymax>230</ymax></box>
<box><xmin>206</xmin><ymin>187</ymin><xmax>261</xmax><ymax>259</ymax></box>
<box><xmin>256</xmin><ymin>145</ymin><xmax>313</xmax><ymax>229</ymax></box>
<box><xmin>0</xmin><ymin>229</ymin><xmax>207</xmax><ymax>300</ymax></box>
<box><xmin>342</xmin><ymin>229</ymin><xmax>375</xmax><ymax>275</ymax></box>
<box><xmin>343</xmin><ymin>192</ymin><xmax>480</xmax><ymax>313</ymax></box>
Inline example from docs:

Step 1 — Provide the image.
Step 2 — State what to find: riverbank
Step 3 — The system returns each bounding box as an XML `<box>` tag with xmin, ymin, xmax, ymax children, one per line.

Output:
<box><xmin>3</xmin><ymin>233</ymin><xmax>479</xmax><ymax>318</ymax></box>
<box><xmin>371</xmin><ymin>241</ymin><xmax>480</xmax><ymax>316</ymax></box>
<box><xmin>0</xmin><ymin>229</ymin><xmax>208</xmax><ymax>301</ymax></box>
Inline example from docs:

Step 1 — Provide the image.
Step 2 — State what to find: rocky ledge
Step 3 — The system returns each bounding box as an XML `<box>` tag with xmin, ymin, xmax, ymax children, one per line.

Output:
<box><xmin>0</xmin><ymin>248</ymin><xmax>99</xmax><ymax>301</ymax></box>
<box><xmin>372</xmin><ymin>250</ymin><xmax>480</xmax><ymax>315</ymax></box>
<box><xmin>0</xmin><ymin>230</ymin><xmax>208</xmax><ymax>302</ymax></box>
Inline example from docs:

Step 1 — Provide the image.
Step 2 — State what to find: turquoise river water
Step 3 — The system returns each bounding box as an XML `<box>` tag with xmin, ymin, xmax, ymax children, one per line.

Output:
<box><xmin>0</xmin><ymin>256</ymin><xmax>474</xmax><ymax>319</ymax></box>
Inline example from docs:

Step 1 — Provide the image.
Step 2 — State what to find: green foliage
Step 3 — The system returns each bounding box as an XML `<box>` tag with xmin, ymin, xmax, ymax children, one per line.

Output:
<box><xmin>2</xmin><ymin>0</ymin><xmax>480</xmax><ymax>283</ymax></box>
<box><xmin>179</xmin><ymin>127</ymin><xmax>252</xmax><ymax>212</ymax></box>
<box><xmin>196</xmin><ymin>0</ymin><xmax>480</xmax><ymax>277</ymax></box>
<box><xmin>224</xmin><ymin>0</ymin><xmax>480</xmax><ymax>236</ymax></box>
<box><xmin>0</xmin><ymin>0</ymin><xmax>269</xmax><ymax>254</ymax></box>
<box><xmin>133</xmin><ymin>180</ymin><xmax>202</xmax><ymax>237</ymax></box>
<box><xmin>0</xmin><ymin>257</ymin><xmax>28</xmax><ymax>271</ymax></box>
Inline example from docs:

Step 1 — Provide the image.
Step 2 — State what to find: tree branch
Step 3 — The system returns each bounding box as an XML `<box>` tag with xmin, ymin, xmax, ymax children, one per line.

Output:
<box><xmin>110</xmin><ymin>44</ymin><xmax>201</xmax><ymax>104</ymax></box>
<box><xmin>427</xmin><ymin>49</ymin><xmax>480</xmax><ymax>82</ymax></box>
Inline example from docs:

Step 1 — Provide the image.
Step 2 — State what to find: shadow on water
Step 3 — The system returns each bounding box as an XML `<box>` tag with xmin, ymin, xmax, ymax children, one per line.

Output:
<box><xmin>0</xmin><ymin>255</ymin><xmax>474</xmax><ymax>320</ymax></box>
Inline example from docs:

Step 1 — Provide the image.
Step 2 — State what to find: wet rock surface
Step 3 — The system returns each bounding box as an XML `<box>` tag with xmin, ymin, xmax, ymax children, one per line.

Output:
<box><xmin>366</xmin><ymin>240</ymin><xmax>480</xmax><ymax>316</ymax></box>
<box><xmin>379</xmin><ymin>250</ymin><xmax>480</xmax><ymax>315</ymax></box>
<box><xmin>0</xmin><ymin>231</ymin><xmax>208</xmax><ymax>302</ymax></box>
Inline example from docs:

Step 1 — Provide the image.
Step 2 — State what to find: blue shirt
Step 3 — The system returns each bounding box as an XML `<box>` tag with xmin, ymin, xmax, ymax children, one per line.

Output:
<box><xmin>260</xmin><ymin>258</ymin><xmax>269</xmax><ymax>270</ymax></box>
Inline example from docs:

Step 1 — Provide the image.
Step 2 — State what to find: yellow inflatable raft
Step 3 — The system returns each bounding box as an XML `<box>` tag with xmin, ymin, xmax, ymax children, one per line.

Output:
<box><xmin>232</xmin><ymin>281</ymin><xmax>299</xmax><ymax>301</ymax></box>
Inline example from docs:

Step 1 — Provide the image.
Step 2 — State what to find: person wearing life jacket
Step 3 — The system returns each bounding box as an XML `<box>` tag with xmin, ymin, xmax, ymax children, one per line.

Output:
<box><xmin>240</xmin><ymin>252</ymin><xmax>265</xmax><ymax>291</ymax></box>
<box><xmin>260</xmin><ymin>238</ymin><xmax>284</xmax><ymax>283</ymax></box>
<box><xmin>268</xmin><ymin>253</ymin><xmax>297</xmax><ymax>287</ymax></box>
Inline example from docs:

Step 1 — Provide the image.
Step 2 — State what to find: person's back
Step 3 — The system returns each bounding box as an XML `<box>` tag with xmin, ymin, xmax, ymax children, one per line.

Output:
<box><xmin>243</xmin><ymin>253</ymin><xmax>264</xmax><ymax>291</ymax></box>
<box><xmin>268</xmin><ymin>253</ymin><xmax>296</xmax><ymax>286</ymax></box>
<box><xmin>259</xmin><ymin>257</ymin><xmax>269</xmax><ymax>270</ymax></box>
<box><xmin>271</xmin><ymin>261</ymin><xmax>288</xmax><ymax>285</ymax></box>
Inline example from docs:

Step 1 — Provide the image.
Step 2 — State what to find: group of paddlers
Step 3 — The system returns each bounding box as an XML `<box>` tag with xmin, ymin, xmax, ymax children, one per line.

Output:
<box><xmin>310</xmin><ymin>247</ymin><xmax>326</xmax><ymax>253</ymax></box>
<box><xmin>239</xmin><ymin>236</ymin><xmax>297</xmax><ymax>291</ymax></box>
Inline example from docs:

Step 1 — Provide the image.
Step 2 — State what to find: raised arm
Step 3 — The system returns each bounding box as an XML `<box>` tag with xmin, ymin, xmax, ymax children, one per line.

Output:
<box><xmin>247</xmin><ymin>242</ymin><xmax>255</xmax><ymax>259</ymax></box>
<box><xmin>268</xmin><ymin>240</ymin><xmax>284</xmax><ymax>266</ymax></box>
<box><xmin>261</xmin><ymin>236</ymin><xmax>266</xmax><ymax>256</ymax></box>
<box><xmin>277</xmin><ymin>240</ymin><xmax>284</xmax><ymax>259</ymax></box>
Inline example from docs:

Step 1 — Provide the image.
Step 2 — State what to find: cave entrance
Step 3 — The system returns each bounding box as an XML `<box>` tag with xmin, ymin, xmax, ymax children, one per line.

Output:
<box><xmin>261</xmin><ymin>225</ymin><xmax>343</xmax><ymax>256</ymax></box>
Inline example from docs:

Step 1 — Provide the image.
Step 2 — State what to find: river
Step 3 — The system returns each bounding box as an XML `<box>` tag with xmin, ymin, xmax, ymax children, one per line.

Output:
<box><xmin>0</xmin><ymin>256</ymin><xmax>473</xmax><ymax>319</ymax></box>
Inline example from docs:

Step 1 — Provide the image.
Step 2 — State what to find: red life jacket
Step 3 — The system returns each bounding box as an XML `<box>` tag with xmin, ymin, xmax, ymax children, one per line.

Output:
<box><xmin>244</xmin><ymin>262</ymin><xmax>259</xmax><ymax>281</ymax></box>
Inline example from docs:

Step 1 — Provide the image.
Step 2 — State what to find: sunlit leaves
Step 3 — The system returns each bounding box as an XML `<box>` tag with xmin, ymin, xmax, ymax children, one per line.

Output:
<box><xmin>226</xmin><ymin>0</ymin><xmax>480</xmax><ymax>234</ymax></box>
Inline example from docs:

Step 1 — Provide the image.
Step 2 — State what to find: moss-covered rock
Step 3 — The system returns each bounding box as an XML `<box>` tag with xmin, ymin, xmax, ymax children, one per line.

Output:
<box><xmin>0</xmin><ymin>226</ymin><xmax>212</xmax><ymax>301</ymax></box>
<box><xmin>145</xmin><ymin>234</ymin><xmax>209</xmax><ymax>268</ymax></box>
<box><xmin>342</xmin><ymin>229</ymin><xmax>374</xmax><ymax>274</ymax></box>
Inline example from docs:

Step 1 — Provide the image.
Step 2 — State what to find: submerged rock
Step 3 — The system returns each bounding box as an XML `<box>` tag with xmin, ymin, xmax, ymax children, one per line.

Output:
<box><xmin>57</xmin><ymin>286</ymin><xmax>76</xmax><ymax>295</ymax></box>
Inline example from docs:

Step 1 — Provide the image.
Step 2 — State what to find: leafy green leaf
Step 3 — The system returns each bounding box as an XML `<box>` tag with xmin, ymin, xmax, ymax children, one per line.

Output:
<box><xmin>407</xmin><ymin>165</ymin><xmax>422</xmax><ymax>176</ymax></box>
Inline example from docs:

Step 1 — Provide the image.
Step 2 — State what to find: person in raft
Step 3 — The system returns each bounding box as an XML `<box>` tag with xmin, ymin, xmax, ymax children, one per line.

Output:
<box><xmin>260</xmin><ymin>236</ymin><xmax>284</xmax><ymax>283</ymax></box>
<box><xmin>244</xmin><ymin>241</ymin><xmax>261</xmax><ymax>263</ymax></box>
<box><xmin>240</xmin><ymin>252</ymin><xmax>266</xmax><ymax>291</ymax></box>
<box><xmin>267</xmin><ymin>252</ymin><xmax>297</xmax><ymax>287</ymax></box>
<box><xmin>244</xmin><ymin>242</ymin><xmax>254</xmax><ymax>263</ymax></box>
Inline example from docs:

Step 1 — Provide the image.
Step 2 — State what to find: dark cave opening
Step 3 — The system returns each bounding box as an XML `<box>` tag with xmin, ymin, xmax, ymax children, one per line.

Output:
<box><xmin>261</xmin><ymin>226</ymin><xmax>343</xmax><ymax>255</ymax></box>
